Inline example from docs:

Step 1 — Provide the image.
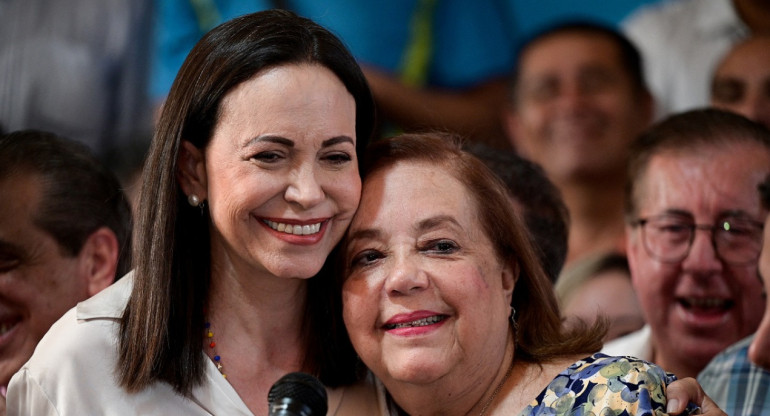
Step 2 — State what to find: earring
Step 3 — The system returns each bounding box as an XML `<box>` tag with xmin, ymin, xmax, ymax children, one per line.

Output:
<box><xmin>510</xmin><ymin>306</ymin><xmax>519</xmax><ymax>342</ymax></box>
<box><xmin>188</xmin><ymin>194</ymin><xmax>200</xmax><ymax>207</ymax></box>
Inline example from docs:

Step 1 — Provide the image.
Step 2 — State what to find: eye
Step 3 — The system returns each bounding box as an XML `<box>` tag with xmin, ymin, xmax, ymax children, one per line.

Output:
<box><xmin>322</xmin><ymin>151</ymin><xmax>353</xmax><ymax>165</ymax></box>
<box><xmin>350</xmin><ymin>249</ymin><xmax>384</xmax><ymax>268</ymax></box>
<box><xmin>421</xmin><ymin>239</ymin><xmax>459</xmax><ymax>254</ymax></box>
<box><xmin>0</xmin><ymin>253</ymin><xmax>20</xmax><ymax>273</ymax></box>
<box><xmin>251</xmin><ymin>151</ymin><xmax>285</xmax><ymax>163</ymax></box>
<box><xmin>711</xmin><ymin>79</ymin><xmax>744</xmax><ymax>104</ymax></box>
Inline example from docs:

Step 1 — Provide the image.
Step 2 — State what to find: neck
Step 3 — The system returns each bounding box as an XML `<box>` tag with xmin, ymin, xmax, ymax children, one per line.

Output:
<box><xmin>650</xmin><ymin>344</ymin><xmax>702</xmax><ymax>380</ymax></box>
<box><xmin>734</xmin><ymin>0</ymin><xmax>770</xmax><ymax>34</ymax></box>
<box><xmin>389</xmin><ymin>336</ymin><xmax>516</xmax><ymax>416</ymax></box>
<box><xmin>205</xmin><ymin>266</ymin><xmax>310</xmax><ymax>415</ymax></box>
<box><xmin>557</xmin><ymin>178</ymin><xmax>627</xmax><ymax>267</ymax></box>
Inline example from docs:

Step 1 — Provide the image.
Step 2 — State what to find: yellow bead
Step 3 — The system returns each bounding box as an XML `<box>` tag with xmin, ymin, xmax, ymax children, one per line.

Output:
<box><xmin>207</xmin><ymin>331</ymin><xmax>213</xmax><ymax>338</ymax></box>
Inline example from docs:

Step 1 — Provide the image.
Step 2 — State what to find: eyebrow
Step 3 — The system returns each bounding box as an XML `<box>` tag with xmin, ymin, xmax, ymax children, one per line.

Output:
<box><xmin>245</xmin><ymin>135</ymin><xmax>355</xmax><ymax>148</ymax></box>
<box><xmin>657</xmin><ymin>209</ymin><xmax>757</xmax><ymax>220</ymax></box>
<box><xmin>345</xmin><ymin>215</ymin><xmax>461</xmax><ymax>245</ymax></box>
<box><xmin>416</xmin><ymin>215</ymin><xmax>461</xmax><ymax>233</ymax></box>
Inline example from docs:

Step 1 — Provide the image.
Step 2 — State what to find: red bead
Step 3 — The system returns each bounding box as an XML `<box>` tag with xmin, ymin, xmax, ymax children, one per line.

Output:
<box><xmin>209</xmin><ymin>341</ymin><xmax>216</xmax><ymax>348</ymax></box>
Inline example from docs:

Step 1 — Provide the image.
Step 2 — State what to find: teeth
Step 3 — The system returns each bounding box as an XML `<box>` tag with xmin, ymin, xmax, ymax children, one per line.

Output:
<box><xmin>264</xmin><ymin>220</ymin><xmax>322</xmax><ymax>235</ymax></box>
<box><xmin>684</xmin><ymin>298</ymin><xmax>727</xmax><ymax>308</ymax></box>
<box><xmin>0</xmin><ymin>322</ymin><xmax>15</xmax><ymax>335</ymax></box>
<box><xmin>385</xmin><ymin>315</ymin><xmax>445</xmax><ymax>330</ymax></box>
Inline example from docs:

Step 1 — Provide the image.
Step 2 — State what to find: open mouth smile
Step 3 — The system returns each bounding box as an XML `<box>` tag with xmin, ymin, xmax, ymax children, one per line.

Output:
<box><xmin>263</xmin><ymin>220</ymin><xmax>323</xmax><ymax>236</ymax></box>
<box><xmin>383</xmin><ymin>315</ymin><xmax>447</xmax><ymax>330</ymax></box>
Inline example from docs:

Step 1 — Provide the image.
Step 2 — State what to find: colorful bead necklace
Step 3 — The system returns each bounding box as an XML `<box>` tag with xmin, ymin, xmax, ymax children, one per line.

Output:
<box><xmin>204</xmin><ymin>321</ymin><xmax>226</xmax><ymax>378</ymax></box>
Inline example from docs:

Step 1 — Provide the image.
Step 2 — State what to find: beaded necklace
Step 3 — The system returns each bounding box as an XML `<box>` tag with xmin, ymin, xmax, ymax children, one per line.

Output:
<box><xmin>204</xmin><ymin>321</ymin><xmax>226</xmax><ymax>378</ymax></box>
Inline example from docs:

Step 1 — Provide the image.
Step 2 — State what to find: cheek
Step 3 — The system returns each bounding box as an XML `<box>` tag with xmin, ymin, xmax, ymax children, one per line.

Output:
<box><xmin>342</xmin><ymin>278</ymin><xmax>376</xmax><ymax>332</ymax></box>
<box><xmin>329</xmin><ymin>171</ymin><xmax>362</xmax><ymax>213</ymax></box>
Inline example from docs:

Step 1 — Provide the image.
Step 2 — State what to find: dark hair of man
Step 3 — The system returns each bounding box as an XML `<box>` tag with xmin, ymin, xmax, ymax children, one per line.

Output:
<box><xmin>466</xmin><ymin>143</ymin><xmax>569</xmax><ymax>282</ymax></box>
<box><xmin>118</xmin><ymin>10</ymin><xmax>375</xmax><ymax>395</ymax></box>
<box><xmin>0</xmin><ymin>129</ymin><xmax>133</xmax><ymax>277</ymax></box>
<box><xmin>625</xmin><ymin>108</ymin><xmax>770</xmax><ymax>219</ymax></box>
<box><xmin>343</xmin><ymin>132</ymin><xmax>605</xmax><ymax>364</ymax></box>
<box><xmin>509</xmin><ymin>21</ymin><xmax>649</xmax><ymax>103</ymax></box>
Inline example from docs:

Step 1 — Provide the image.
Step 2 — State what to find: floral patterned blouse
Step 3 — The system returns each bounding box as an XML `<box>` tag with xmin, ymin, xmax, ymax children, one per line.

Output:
<box><xmin>520</xmin><ymin>353</ymin><xmax>674</xmax><ymax>416</ymax></box>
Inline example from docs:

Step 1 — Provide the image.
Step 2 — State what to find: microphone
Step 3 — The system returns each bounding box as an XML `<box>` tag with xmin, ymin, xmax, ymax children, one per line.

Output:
<box><xmin>267</xmin><ymin>372</ymin><xmax>328</xmax><ymax>416</ymax></box>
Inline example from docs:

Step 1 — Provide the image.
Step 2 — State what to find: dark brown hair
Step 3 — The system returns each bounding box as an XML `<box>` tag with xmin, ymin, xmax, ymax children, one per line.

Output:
<box><xmin>118</xmin><ymin>9</ymin><xmax>374</xmax><ymax>394</ymax></box>
<box><xmin>344</xmin><ymin>132</ymin><xmax>604</xmax><ymax>363</ymax></box>
<box><xmin>510</xmin><ymin>21</ymin><xmax>649</xmax><ymax>104</ymax></box>
<box><xmin>0</xmin><ymin>129</ymin><xmax>133</xmax><ymax>277</ymax></box>
<box><xmin>625</xmin><ymin>108</ymin><xmax>770</xmax><ymax>219</ymax></box>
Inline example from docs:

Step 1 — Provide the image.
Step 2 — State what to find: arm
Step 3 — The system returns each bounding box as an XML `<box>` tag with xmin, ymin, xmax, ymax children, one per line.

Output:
<box><xmin>363</xmin><ymin>66</ymin><xmax>510</xmax><ymax>149</ymax></box>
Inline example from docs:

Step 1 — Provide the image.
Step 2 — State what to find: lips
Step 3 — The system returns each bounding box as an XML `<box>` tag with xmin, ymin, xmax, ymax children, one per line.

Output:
<box><xmin>383</xmin><ymin>315</ymin><xmax>447</xmax><ymax>330</ymax></box>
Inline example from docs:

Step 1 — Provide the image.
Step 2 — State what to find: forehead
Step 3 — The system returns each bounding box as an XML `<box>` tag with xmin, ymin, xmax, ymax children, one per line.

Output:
<box><xmin>213</xmin><ymin>63</ymin><xmax>355</xmax><ymax>137</ymax></box>
<box><xmin>716</xmin><ymin>38</ymin><xmax>770</xmax><ymax>76</ymax></box>
<box><xmin>520</xmin><ymin>31</ymin><xmax>625</xmax><ymax>76</ymax></box>
<box><xmin>636</xmin><ymin>143</ymin><xmax>770</xmax><ymax>218</ymax></box>
<box><xmin>356</xmin><ymin>161</ymin><xmax>475</xmax><ymax>225</ymax></box>
<box><xmin>0</xmin><ymin>173</ymin><xmax>43</xmax><ymax>225</ymax></box>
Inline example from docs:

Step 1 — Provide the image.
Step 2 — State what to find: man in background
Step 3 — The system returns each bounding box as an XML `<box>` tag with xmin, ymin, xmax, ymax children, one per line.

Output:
<box><xmin>603</xmin><ymin>109</ymin><xmax>769</xmax><ymax>381</ymax></box>
<box><xmin>504</xmin><ymin>22</ymin><xmax>653</xmax><ymax>271</ymax></box>
<box><xmin>0</xmin><ymin>130</ymin><xmax>132</xmax><ymax>395</ymax></box>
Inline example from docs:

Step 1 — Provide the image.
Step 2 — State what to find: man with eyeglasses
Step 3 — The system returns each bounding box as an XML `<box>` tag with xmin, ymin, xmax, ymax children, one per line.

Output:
<box><xmin>603</xmin><ymin>108</ymin><xmax>770</xmax><ymax>381</ymax></box>
<box><xmin>697</xmin><ymin>173</ymin><xmax>770</xmax><ymax>415</ymax></box>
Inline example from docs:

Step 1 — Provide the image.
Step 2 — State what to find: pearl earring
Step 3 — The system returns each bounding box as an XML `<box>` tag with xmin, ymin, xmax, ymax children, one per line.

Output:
<box><xmin>188</xmin><ymin>194</ymin><xmax>200</xmax><ymax>207</ymax></box>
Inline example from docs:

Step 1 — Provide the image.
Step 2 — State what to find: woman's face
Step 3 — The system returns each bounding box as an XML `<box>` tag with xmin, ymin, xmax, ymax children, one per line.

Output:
<box><xmin>182</xmin><ymin>64</ymin><xmax>360</xmax><ymax>280</ymax></box>
<box><xmin>342</xmin><ymin>161</ymin><xmax>515</xmax><ymax>388</ymax></box>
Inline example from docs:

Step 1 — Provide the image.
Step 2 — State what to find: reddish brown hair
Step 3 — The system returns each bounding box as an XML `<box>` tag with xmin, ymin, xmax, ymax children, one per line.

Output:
<box><xmin>345</xmin><ymin>132</ymin><xmax>604</xmax><ymax>363</ymax></box>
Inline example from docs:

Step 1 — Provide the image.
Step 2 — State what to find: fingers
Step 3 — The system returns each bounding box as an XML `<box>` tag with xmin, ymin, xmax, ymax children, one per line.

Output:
<box><xmin>666</xmin><ymin>377</ymin><xmax>726</xmax><ymax>416</ymax></box>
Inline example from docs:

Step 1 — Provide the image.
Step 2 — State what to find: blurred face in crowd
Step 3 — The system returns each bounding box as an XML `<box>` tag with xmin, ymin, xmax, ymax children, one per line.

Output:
<box><xmin>711</xmin><ymin>36</ymin><xmax>770</xmax><ymax>129</ymax></box>
<box><xmin>0</xmin><ymin>174</ymin><xmax>93</xmax><ymax>387</ymax></box>
<box><xmin>561</xmin><ymin>268</ymin><xmax>644</xmax><ymax>342</ymax></box>
<box><xmin>626</xmin><ymin>143</ymin><xmax>769</xmax><ymax>377</ymax></box>
<box><xmin>506</xmin><ymin>31</ymin><xmax>652</xmax><ymax>184</ymax></box>
<box><xmin>178</xmin><ymin>64</ymin><xmax>361</xmax><ymax>282</ymax></box>
<box><xmin>342</xmin><ymin>161</ymin><xmax>514</xmax><ymax>394</ymax></box>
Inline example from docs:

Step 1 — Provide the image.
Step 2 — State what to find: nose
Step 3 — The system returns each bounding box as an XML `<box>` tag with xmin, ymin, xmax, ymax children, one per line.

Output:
<box><xmin>556</xmin><ymin>82</ymin><xmax>587</xmax><ymax>109</ymax></box>
<box><xmin>681</xmin><ymin>228</ymin><xmax>723</xmax><ymax>277</ymax></box>
<box><xmin>384</xmin><ymin>253</ymin><xmax>429</xmax><ymax>296</ymax></box>
<box><xmin>284</xmin><ymin>165</ymin><xmax>325</xmax><ymax>209</ymax></box>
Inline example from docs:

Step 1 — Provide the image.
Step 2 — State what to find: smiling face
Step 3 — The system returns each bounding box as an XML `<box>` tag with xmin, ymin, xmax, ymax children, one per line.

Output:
<box><xmin>342</xmin><ymin>161</ymin><xmax>515</xmax><ymax>391</ymax></box>
<box><xmin>180</xmin><ymin>64</ymin><xmax>360</xmax><ymax>281</ymax></box>
<box><xmin>507</xmin><ymin>31</ymin><xmax>651</xmax><ymax>183</ymax></box>
<box><xmin>711</xmin><ymin>37</ymin><xmax>770</xmax><ymax>129</ymax></box>
<box><xmin>0</xmin><ymin>174</ymin><xmax>91</xmax><ymax>387</ymax></box>
<box><xmin>626</xmin><ymin>143</ymin><xmax>769</xmax><ymax>376</ymax></box>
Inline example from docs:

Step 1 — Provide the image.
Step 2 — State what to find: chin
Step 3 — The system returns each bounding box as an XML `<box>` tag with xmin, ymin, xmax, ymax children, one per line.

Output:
<box><xmin>383</xmin><ymin>359</ymin><xmax>446</xmax><ymax>385</ymax></box>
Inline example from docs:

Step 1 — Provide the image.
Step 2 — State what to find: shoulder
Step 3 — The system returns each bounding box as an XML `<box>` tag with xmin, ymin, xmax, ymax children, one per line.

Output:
<box><xmin>601</xmin><ymin>325</ymin><xmax>653</xmax><ymax>360</ymax></box>
<box><xmin>6</xmin><ymin>276</ymin><xmax>129</xmax><ymax>414</ymax></box>
<box><xmin>525</xmin><ymin>353</ymin><xmax>670</xmax><ymax>415</ymax></box>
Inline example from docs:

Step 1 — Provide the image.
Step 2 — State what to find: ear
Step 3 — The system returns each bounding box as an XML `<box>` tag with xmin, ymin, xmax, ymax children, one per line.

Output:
<box><xmin>502</xmin><ymin>105</ymin><xmax>524</xmax><ymax>155</ymax></box>
<box><xmin>77</xmin><ymin>227</ymin><xmax>120</xmax><ymax>296</ymax></box>
<box><xmin>501</xmin><ymin>261</ymin><xmax>518</xmax><ymax>306</ymax></box>
<box><xmin>640</xmin><ymin>90</ymin><xmax>655</xmax><ymax>126</ymax></box>
<box><xmin>177</xmin><ymin>140</ymin><xmax>208</xmax><ymax>201</ymax></box>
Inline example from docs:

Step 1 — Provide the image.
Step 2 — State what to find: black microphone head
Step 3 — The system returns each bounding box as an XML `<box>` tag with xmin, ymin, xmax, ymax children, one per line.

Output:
<box><xmin>267</xmin><ymin>372</ymin><xmax>328</xmax><ymax>416</ymax></box>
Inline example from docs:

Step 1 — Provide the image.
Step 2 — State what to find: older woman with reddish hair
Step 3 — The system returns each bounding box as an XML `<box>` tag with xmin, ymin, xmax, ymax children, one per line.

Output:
<box><xmin>340</xmin><ymin>132</ymin><xmax>720</xmax><ymax>416</ymax></box>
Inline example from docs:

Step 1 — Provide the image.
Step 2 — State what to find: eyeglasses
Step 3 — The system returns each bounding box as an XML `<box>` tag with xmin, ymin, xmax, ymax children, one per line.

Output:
<box><xmin>632</xmin><ymin>214</ymin><xmax>764</xmax><ymax>265</ymax></box>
